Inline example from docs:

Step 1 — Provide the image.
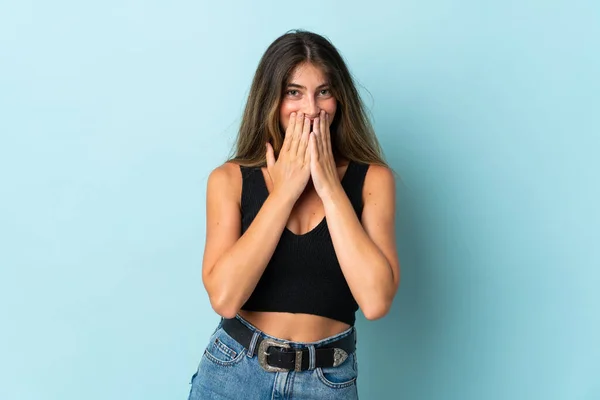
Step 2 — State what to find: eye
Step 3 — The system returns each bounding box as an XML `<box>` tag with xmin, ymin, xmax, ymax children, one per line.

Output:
<box><xmin>286</xmin><ymin>90</ymin><xmax>299</xmax><ymax>96</ymax></box>
<box><xmin>319</xmin><ymin>89</ymin><xmax>331</xmax><ymax>96</ymax></box>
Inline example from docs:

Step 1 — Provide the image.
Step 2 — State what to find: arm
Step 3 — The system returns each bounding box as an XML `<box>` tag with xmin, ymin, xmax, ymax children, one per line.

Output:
<box><xmin>201</xmin><ymin>163</ymin><xmax>296</xmax><ymax>318</ymax></box>
<box><xmin>202</xmin><ymin>112</ymin><xmax>313</xmax><ymax>318</ymax></box>
<box><xmin>322</xmin><ymin>165</ymin><xmax>400</xmax><ymax>320</ymax></box>
<box><xmin>309</xmin><ymin>111</ymin><xmax>400</xmax><ymax>320</ymax></box>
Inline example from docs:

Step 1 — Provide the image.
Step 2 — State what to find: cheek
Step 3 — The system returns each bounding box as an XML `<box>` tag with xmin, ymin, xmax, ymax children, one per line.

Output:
<box><xmin>325</xmin><ymin>103</ymin><xmax>337</xmax><ymax>126</ymax></box>
<box><xmin>280</xmin><ymin>116</ymin><xmax>289</xmax><ymax>131</ymax></box>
<box><xmin>279</xmin><ymin>113</ymin><xmax>291</xmax><ymax>132</ymax></box>
<box><xmin>279</xmin><ymin>101</ymin><xmax>296</xmax><ymax>131</ymax></box>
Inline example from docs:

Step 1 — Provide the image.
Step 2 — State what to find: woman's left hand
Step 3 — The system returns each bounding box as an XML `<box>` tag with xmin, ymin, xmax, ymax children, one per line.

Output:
<box><xmin>310</xmin><ymin>110</ymin><xmax>343</xmax><ymax>201</ymax></box>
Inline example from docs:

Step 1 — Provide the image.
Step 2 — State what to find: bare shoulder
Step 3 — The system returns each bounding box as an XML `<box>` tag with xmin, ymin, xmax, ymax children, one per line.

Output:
<box><xmin>208</xmin><ymin>161</ymin><xmax>241</xmax><ymax>182</ymax></box>
<box><xmin>208</xmin><ymin>162</ymin><xmax>242</xmax><ymax>192</ymax></box>
<box><xmin>363</xmin><ymin>164</ymin><xmax>396</xmax><ymax>194</ymax></box>
<box><xmin>206</xmin><ymin>162</ymin><xmax>243</xmax><ymax>209</ymax></box>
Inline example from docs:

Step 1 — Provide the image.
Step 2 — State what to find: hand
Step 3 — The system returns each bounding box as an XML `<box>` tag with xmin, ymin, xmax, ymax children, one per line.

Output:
<box><xmin>265</xmin><ymin>112</ymin><xmax>312</xmax><ymax>202</ymax></box>
<box><xmin>309</xmin><ymin>110</ymin><xmax>343</xmax><ymax>200</ymax></box>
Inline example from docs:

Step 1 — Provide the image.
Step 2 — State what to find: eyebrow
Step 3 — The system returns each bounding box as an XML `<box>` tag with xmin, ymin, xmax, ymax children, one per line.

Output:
<box><xmin>286</xmin><ymin>83</ymin><xmax>330</xmax><ymax>90</ymax></box>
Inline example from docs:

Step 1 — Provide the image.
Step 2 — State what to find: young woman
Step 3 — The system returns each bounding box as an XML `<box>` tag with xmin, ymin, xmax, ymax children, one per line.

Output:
<box><xmin>187</xmin><ymin>30</ymin><xmax>400</xmax><ymax>399</ymax></box>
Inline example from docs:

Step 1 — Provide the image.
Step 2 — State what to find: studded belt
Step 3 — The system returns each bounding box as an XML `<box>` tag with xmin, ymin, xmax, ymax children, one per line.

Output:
<box><xmin>221</xmin><ymin>317</ymin><xmax>356</xmax><ymax>372</ymax></box>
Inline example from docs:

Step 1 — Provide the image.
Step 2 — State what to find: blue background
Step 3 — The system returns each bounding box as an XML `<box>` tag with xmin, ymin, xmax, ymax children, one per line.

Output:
<box><xmin>1</xmin><ymin>1</ymin><xmax>598</xmax><ymax>399</ymax></box>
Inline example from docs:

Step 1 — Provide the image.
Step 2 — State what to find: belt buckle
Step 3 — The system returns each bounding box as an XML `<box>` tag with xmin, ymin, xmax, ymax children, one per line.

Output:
<box><xmin>257</xmin><ymin>338</ymin><xmax>292</xmax><ymax>372</ymax></box>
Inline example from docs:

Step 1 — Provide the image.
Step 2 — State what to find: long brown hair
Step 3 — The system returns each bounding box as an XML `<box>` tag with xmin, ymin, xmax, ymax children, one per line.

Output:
<box><xmin>228</xmin><ymin>30</ymin><xmax>387</xmax><ymax>168</ymax></box>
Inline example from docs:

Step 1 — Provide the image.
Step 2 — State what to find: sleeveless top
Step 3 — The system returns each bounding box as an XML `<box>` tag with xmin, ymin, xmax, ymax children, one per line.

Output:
<box><xmin>239</xmin><ymin>160</ymin><xmax>370</xmax><ymax>326</ymax></box>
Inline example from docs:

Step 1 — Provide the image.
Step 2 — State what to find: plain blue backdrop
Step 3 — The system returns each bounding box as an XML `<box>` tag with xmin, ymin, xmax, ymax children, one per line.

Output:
<box><xmin>1</xmin><ymin>1</ymin><xmax>598</xmax><ymax>399</ymax></box>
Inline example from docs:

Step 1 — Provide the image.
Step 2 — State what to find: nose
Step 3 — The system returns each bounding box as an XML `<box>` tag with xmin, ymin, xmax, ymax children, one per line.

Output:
<box><xmin>303</xmin><ymin>97</ymin><xmax>320</xmax><ymax>119</ymax></box>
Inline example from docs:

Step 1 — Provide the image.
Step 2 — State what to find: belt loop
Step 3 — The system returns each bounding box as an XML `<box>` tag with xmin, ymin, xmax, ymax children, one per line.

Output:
<box><xmin>247</xmin><ymin>331</ymin><xmax>260</xmax><ymax>358</ymax></box>
<box><xmin>308</xmin><ymin>344</ymin><xmax>316</xmax><ymax>370</ymax></box>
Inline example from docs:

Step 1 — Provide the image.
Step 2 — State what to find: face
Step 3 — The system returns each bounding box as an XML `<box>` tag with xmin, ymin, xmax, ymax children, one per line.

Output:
<box><xmin>279</xmin><ymin>62</ymin><xmax>337</xmax><ymax>133</ymax></box>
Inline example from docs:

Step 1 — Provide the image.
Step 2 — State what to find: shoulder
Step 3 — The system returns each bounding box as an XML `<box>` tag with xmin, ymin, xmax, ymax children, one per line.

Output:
<box><xmin>207</xmin><ymin>162</ymin><xmax>243</xmax><ymax>196</ymax></box>
<box><xmin>359</xmin><ymin>163</ymin><xmax>395</xmax><ymax>189</ymax></box>
<box><xmin>362</xmin><ymin>164</ymin><xmax>396</xmax><ymax>202</ymax></box>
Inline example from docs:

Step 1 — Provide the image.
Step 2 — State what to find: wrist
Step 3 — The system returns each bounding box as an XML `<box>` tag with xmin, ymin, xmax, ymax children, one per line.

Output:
<box><xmin>320</xmin><ymin>184</ymin><xmax>346</xmax><ymax>208</ymax></box>
<box><xmin>269</xmin><ymin>187</ymin><xmax>298</xmax><ymax>209</ymax></box>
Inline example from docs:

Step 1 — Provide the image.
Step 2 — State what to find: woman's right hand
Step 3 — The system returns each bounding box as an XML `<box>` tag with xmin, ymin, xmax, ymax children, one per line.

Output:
<box><xmin>265</xmin><ymin>112</ymin><xmax>312</xmax><ymax>203</ymax></box>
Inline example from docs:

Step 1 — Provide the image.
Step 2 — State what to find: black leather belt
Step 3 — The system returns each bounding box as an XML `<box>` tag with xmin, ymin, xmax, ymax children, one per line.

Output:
<box><xmin>221</xmin><ymin>317</ymin><xmax>356</xmax><ymax>372</ymax></box>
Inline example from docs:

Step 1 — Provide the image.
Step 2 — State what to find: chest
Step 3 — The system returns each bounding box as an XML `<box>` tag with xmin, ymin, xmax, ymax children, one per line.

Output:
<box><xmin>286</xmin><ymin>190</ymin><xmax>326</xmax><ymax>236</ymax></box>
<box><xmin>260</xmin><ymin>166</ymin><xmax>348</xmax><ymax>237</ymax></box>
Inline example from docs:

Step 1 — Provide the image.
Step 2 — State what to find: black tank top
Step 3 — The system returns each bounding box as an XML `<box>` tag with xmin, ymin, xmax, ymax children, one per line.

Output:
<box><xmin>239</xmin><ymin>160</ymin><xmax>370</xmax><ymax>326</ymax></box>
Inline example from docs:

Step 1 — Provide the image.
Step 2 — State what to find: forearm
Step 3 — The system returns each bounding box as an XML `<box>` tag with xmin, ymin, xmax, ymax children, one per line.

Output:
<box><xmin>323</xmin><ymin>188</ymin><xmax>396</xmax><ymax>319</ymax></box>
<box><xmin>204</xmin><ymin>191</ymin><xmax>294</xmax><ymax>317</ymax></box>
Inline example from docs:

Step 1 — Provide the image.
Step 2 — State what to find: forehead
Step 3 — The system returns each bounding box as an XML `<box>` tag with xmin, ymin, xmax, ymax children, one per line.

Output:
<box><xmin>287</xmin><ymin>63</ymin><xmax>328</xmax><ymax>85</ymax></box>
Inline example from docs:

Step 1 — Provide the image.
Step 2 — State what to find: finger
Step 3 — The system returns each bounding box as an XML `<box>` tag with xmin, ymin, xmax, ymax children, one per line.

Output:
<box><xmin>323</xmin><ymin>111</ymin><xmax>332</xmax><ymax>156</ymax></box>
<box><xmin>304</xmin><ymin>132</ymin><xmax>312</xmax><ymax>166</ymax></box>
<box><xmin>303</xmin><ymin>115</ymin><xmax>311</xmax><ymax>136</ymax></box>
<box><xmin>294</xmin><ymin>111</ymin><xmax>305</xmax><ymax>139</ymax></box>
<box><xmin>298</xmin><ymin>124</ymin><xmax>310</xmax><ymax>157</ymax></box>
<box><xmin>266</xmin><ymin>142</ymin><xmax>276</xmax><ymax>169</ymax></box>
<box><xmin>289</xmin><ymin>112</ymin><xmax>304</xmax><ymax>154</ymax></box>
<box><xmin>283</xmin><ymin>112</ymin><xmax>297</xmax><ymax>152</ymax></box>
<box><xmin>314</xmin><ymin>115</ymin><xmax>324</xmax><ymax>156</ymax></box>
<box><xmin>307</xmin><ymin>117</ymin><xmax>319</xmax><ymax>156</ymax></box>
<box><xmin>300</xmin><ymin>115</ymin><xmax>311</xmax><ymax>151</ymax></box>
<box><xmin>319</xmin><ymin>110</ymin><xmax>326</xmax><ymax>143</ymax></box>
<box><xmin>309</xmin><ymin>132</ymin><xmax>318</xmax><ymax>164</ymax></box>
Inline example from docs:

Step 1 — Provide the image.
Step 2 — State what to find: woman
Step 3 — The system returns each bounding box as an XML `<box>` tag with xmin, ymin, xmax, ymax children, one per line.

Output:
<box><xmin>188</xmin><ymin>30</ymin><xmax>400</xmax><ymax>399</ymax></box>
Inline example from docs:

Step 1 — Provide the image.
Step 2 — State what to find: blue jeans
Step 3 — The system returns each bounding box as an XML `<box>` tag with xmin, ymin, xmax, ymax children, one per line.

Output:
<box><xmin>187</xmin><ymin>314</ymin><xmax>359</xmax><ymax>399</ymax></box>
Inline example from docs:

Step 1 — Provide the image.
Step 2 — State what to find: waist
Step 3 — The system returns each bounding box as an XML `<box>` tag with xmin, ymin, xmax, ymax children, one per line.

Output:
<box><xmin>222</xmin><ymin>314</ymin><xmax>356</xmax><ymax>373</ymax></box>
<box><xmin>237</xmin><ymin>310</ymin><xmax>352</xmax><ymax>342</ymax></box>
